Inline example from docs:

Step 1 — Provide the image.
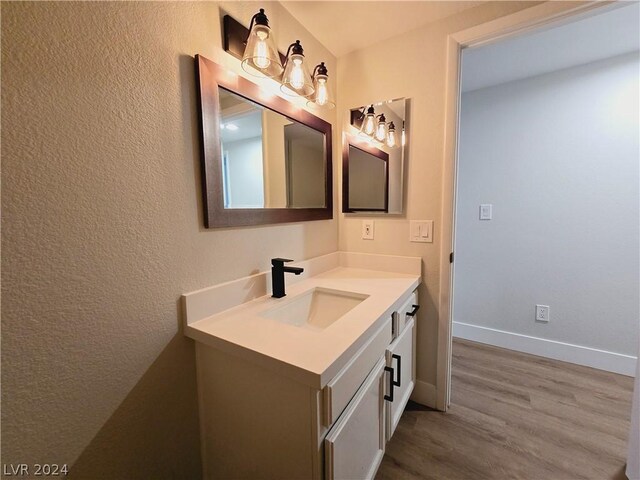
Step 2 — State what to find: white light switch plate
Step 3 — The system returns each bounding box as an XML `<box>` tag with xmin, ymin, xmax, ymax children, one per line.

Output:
<box><xmin>362</xmin><ymin>220</ymin><xmax>374</xmax><ymax>240</ymax></box>
<box><xmin>410</xmin><ymin>220</ymin><xmax>433</xmax><ymax>243</ymax></box>
<box><xmin>479</xmin><ymin>204</ymin><xmax>492</xmax><ymax>220</ymax></box>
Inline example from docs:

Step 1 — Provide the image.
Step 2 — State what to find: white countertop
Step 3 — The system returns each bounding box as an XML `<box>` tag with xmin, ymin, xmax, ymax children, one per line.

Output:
<box><xmin>185</xmin><ymin>265</ymin><xmax>420</xmax><ymax>389</ymax></box>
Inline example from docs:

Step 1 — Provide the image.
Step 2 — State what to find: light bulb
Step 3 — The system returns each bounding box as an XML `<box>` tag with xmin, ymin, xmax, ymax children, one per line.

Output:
<box><xmin>290</xmin><ymin>57</ymin><xmax>304</xmax><ymax>90</ymax></box>
<box><xmin>363</xmin><ymin>116</ymin><xmax>375</xmax><ymax>135</ymax></box>
<box><xmin>253</xmin><ymin>30</ymin><xmax>271</xmax><ymax>69</ymax></box>
<box><xmin>375</xmin><ymin>121</ymin><xmax>386</xmax><ymax>142</ymax></box>
<box><xmin>387</xmin><ymin>126</ymin><xmax>397</xmax><ymax>148</ymax></box>
<box><xmin>315</xmin><ymin>78</ymin><xmax>328</xmax><ymax>106</ymax></box>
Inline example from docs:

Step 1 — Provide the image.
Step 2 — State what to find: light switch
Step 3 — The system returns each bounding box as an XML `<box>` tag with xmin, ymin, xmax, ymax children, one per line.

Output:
<box><xmin>410</xmin><ymin>220</ymin><xmax>433</xmax><ymax>243</ymax></box>
<box><xmin>479</xmin><ymin>204</ymin><xmax>492</xmax><ymax>220</ymax></box>
<box><xmin>362</xmin><ymin>220</ymin><xmax>374</xmax><ymax>240</ymax></box>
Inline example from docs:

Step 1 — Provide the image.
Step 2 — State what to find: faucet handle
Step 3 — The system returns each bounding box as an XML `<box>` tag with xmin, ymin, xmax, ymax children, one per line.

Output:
<box><xmin>271</xmin><ymin>258</ymin><xmax>294</xmax><ymax>267</ymax></box>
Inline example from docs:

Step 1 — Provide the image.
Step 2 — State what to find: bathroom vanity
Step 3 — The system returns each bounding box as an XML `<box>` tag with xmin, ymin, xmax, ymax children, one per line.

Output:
<box><xmin>183</xmin><ymin>252</ymin><xmax>421</xmax><ymax>479</ymax></box>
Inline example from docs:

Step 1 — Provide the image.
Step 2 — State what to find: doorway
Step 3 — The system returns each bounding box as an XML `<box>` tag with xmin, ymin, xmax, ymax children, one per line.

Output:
<box><xmin>438</xmin><ymin>1</ymin><xmax>640</xmax><ymax>409</ymax></box>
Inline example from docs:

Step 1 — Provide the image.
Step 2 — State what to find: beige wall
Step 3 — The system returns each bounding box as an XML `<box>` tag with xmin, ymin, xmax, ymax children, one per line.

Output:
<box><xmin>1</xmin><ymin>1</ymin><xmax>337</xmax><ymax>477</ymax></box>
<box><xmin>337</xmin><ymin>1</ymin><xmax>543</xmax><ymax>393</ymax></box>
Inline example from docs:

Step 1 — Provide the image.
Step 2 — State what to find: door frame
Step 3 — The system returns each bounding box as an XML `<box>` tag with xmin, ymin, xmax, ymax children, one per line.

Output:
<box><xmin>437</xmin><ymin>0</ymin><xmax>614</xmax><ymax>410</ymax></box>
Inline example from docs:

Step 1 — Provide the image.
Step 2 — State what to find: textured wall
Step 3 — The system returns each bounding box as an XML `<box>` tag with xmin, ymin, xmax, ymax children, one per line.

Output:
<box><xmin>336</xmin><ymin>1</ymin><xmax>543</xmax><ymax>392</ymax></box>
<box><xmin>1</xmin><ymin>2</ymin><xmax>337</xmax><ymax>477</ymax></box>
<box><xmin>455</xmin><ymin>52</ymin><xmax>639</xmax><ymax>354</ymax></box>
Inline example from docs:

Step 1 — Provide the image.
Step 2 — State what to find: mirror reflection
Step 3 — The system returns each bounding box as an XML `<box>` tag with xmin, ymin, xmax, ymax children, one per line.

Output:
<box><xmin>348</xmin><ymin>144</ymin><xmax>388</xmax><ymax>211</ymax></box>
<box><xmin>344</xmin><ymin>98</ymin><xmax>409</xmax><ymax>214</ymax></box>
<box><xmin>219</xmin><ymin>87</ymin><xmax>326</xmax><ymax>209</ymax></box>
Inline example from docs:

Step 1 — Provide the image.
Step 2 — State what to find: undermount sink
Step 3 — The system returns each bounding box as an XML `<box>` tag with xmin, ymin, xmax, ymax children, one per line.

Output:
<box><xmin>261</xmin><ymin>287</ymin><xmax>369</xmax><ymax>331</ymax></box>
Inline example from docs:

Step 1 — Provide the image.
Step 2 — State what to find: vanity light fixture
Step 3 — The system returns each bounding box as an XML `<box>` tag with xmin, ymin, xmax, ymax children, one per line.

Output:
<box><xmin>401</xmin><ymin>121</ymin><xmax>406</xmax><ymax>147</ymax></box>
<box><xmin>281</xmin><ymin>40</ymin><xmax>314</xmax><ymax>97</ymax></box>
<box><xmin>308</xmin><ymin>62</ymin><xmax>335</xmax><ymax>109</ymax></box>
<box><xmin>241</xmin><ymin>9</ymin><xmax>283</xmax><ymax>78</ymax></box>
<box><xmin>359</xmin><ymin>106</ymin><xmax>376</xmax><ymax>137</ymax></box>
<box><xmin>387</xmin><ymin>121</ymin><xmax>397</xmax><ymax>148</ymax></box>
<box><xmin>375</xmin><ymin>113</ymin><xmax>387</xmax><ymax>142</ymax></box>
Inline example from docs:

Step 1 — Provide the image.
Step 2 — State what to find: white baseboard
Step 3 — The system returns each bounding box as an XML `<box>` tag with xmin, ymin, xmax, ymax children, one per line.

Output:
<box><xmin>453</xmin><ymin>322</ymin><xmax>637</xmax><ymax>377</ymax></box>
<box><xmin>411</xmin><ymin>380</ymin><xmax>437</xmax><ymax>409</ymax></box>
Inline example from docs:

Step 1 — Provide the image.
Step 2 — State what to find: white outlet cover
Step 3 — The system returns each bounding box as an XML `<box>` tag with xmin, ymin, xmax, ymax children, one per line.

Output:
<box><xmin>535</xmin><ymin>305</ymin><xmax>550</xmax><ymax>323</ymax></box>
<box><xmin>362</xmin><ymin>220</ymin><xmax>374</xmax><ymax>240</ymax></box>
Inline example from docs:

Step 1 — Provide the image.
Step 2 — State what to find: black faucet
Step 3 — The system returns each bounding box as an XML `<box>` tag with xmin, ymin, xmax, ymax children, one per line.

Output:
<box><xmin>271</xmin><ymin>258</ymin><xmax>304</xmax><ymax>298</ymax></box>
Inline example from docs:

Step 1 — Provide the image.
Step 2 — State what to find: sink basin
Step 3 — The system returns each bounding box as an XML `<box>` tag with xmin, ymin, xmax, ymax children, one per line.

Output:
<box><xmin>261</xmin><ymin>287</ymin><xmax>369</xmax><ymax>330</ymax></box>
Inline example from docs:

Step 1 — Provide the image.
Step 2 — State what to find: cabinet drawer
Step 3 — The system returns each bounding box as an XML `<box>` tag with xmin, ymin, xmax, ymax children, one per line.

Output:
<box><xmin>324</xmin><ymin>359</ymin><xmax>386</xmax><ymax>480</ymax></box>
<box><xmin>394</xmin><ymin>290</ymin><xmax>418</xmax><ymax>338</ymax></box>
<box><xmin>385</xmin><ymin>317</ymin><xmax>416</xmax><ymax>441</ymax></box>
<box><xmin>324</xmin><ymin>318</ymin><xmax>392</xmax><ymax>426</ymax></box>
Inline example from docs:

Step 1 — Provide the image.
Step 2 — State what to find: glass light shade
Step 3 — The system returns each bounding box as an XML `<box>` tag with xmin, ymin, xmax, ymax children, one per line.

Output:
<box><xmin>307</xmin><ymin>74</ymin><xmax>335</xmax><ymax>109</ymax></box>
<box><xmin>359</xmin><ymin>107</ymin><xmax>376</xmax><ymax>137</ymax></box>
<box><xmin>375</xmin><ymin>116</ymin><xmax>386</xmax><ymax>142</ymax></box>
<box><xmin>281</xmin><ymin>53</ymin><xmax>314</xmax><ymax>97</ymax></box>
<box><xmin>242</xmin><ymin>24</ymin><xmax>283</xmax><ymax>78</ymax></box>
<box><xmin>387</xmin><ymin>122</ymin><xmax>397</xmax><ymax>148</ymax></box>
<box><xmin>401</xmin><ymin>121</ymin><xmax>406</xmax><ymax>146</ymax></box>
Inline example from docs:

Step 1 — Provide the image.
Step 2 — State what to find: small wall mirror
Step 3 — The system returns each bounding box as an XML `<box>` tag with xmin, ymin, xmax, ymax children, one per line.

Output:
<box><xmin>343</xmin><ymin>98</ymin><xmax>409</xmax><ymax>214</ymax></box>
<box><xmin>196</xmin><ymin>55</ymin><xmax>333</xmax><ymax>228</ymax></box>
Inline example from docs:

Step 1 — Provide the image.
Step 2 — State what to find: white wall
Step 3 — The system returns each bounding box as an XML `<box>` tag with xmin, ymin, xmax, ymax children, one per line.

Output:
<box><xmin>1</xmin><ymin>1</ymin><xmax>337</xmax><ymax>477</ymax></box>
<box><xmin>454</xmin><ymin>52</ymin><xmax>640</xmax><ymax>374</ymax></box>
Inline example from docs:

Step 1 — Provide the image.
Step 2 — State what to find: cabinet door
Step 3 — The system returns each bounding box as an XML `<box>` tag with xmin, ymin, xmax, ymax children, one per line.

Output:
<box><xmin>324</xmin><ymin>359</ymin><xmax>386</xmax><ymax>480</ymax></box>
<box><xmin>385</xmin><ymin>317</ymin><xmax>416</xmax><ymax>441</ymax></box>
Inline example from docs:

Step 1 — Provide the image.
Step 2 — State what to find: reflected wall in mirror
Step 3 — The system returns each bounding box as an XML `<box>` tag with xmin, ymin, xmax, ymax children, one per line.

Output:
<box><xmin>196</xmin><ymin>55</ymin><xmax>332</xmax><ymax>228</ymax></box>
<box><xmin>343</xmin><ymin>141</ymin><xmax>388</xmax><ymax>212</ymax></box>
<box><xmin>219</xmin><ymin>89</ymin><xmax>325</xmax><ymax>209</ymax></box>
<box><xmin>343</xmin><ymin>98</ymin><xmax>409</xmax><ymax>214</ymax></box>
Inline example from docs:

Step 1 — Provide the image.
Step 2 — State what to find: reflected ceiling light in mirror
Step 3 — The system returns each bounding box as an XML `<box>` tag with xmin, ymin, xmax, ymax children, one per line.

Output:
<box><xmin>281</xmin><ymin>40</ymin><xmax>314</xmax><ymax>97</ymax></box>
<box><xmin>308</xmin><ymin>62</ymin><xmax>335</xmax><ymax>109</ymax></box>
<box><xmin>241</xmin><ymin>9</ymin><xmax>283</xmax><ymax>78</ymax></box>
<box><xmin>375</xmin><ymin>113</ymin><xmax>387</xmax><ymax>142</ymax></box>
<box><xmin>387</xmin><ymin>122</ymin><xmax>397</xmax><ymax>148</ymax></box>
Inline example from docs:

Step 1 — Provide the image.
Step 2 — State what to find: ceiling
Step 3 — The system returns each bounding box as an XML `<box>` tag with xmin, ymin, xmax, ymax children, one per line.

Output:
<box><xmin>280</xmin><ymin>1</ymin><xmax>482</xmax><ymax>58</ymax></box>
<box><xmin>461</xmin><ymin>2</ymin><xmax>640</xmax><ymax>92</ymax></box>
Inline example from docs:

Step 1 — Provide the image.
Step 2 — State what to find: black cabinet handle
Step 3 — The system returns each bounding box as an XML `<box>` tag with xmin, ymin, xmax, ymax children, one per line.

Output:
<box><xmin>384</xmin><ymin>366</ymin><xmax>394</xmax><ymax>402</ymax></box>
<box><xmin>407</xmin><ymin>304</ymin><xmax>420</xmax><ymax>317</ymax></box>
<box><xmin>392</xmin><ymin>354</ymin><xmax>401</xmax><ymax>387</ymax></box>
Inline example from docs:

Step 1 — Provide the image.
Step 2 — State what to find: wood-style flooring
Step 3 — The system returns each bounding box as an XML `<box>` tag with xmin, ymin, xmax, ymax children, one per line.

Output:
<box><xmin>376</xmin><ymin>339</ymin><xmax>634</xmax><ymax>480</ymax></box>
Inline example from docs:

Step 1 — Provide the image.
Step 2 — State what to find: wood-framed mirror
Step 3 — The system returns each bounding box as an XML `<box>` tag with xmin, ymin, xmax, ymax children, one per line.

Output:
<box><xmin>342</xmin><ymin>137</ymin><xmax>389</xmax><ymax>212</ymax></box>
<box><xmin>195</xmin><ymin>55</ymin><xmax>333</xmax><ymax>228</ymax></box>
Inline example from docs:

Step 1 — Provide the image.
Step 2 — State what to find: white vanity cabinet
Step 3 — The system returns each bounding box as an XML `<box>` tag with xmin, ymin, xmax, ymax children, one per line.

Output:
<box><xmin>194</xmin><ymin>287</ymin><xmax>419</xmax><ymax>480</ymax></box>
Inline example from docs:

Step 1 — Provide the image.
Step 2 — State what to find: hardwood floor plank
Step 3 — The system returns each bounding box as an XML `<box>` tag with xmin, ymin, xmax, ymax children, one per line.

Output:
<box><xmin>376</xmin><ymin>339</ymin><xmax>633</xmax><ymax>480</ymax></box>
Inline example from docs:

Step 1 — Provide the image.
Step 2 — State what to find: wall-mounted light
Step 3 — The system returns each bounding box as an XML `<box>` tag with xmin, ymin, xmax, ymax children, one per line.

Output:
<box><xmin>401</xmin><ymin>121</ymin><xmax>406</xmax><ymax>147</ymax></box>
<box><xmin>308</xmin><ymin>62</ymin><xmax>335</xmax><ymax>109</ymax></box>
<box><xmin>359</xmin><ymin>106</ymin><xmax>376</xmax><ymax>137</ymax></box>
<box><xmin>387</xmin><ymin>122</ymin><xmax>397</xmax><ymax>147</ymax></box>
<box><xmin>375</xmin><ymin>113</ymin><xmax>387</xmax><ymax>142</ymax></box>
<box><xmin>224</xmin><ymin>11</ymin><xmax>332</xmax><ymax>103</ymax></box>
<box><xmin>281</xmin><ymin>40</ymin><xmax>314</xmax><ymax>97</ymax></box>
<box><xmin>241</xmin><ymin>9</ymin><xmax>283</xmax><ymax>78</ymax></box>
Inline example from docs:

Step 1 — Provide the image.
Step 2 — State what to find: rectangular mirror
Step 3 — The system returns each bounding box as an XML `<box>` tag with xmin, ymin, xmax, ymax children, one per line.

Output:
<box><xmin>196</xmin><ymin>55</ymin><xmax>333</xmax><ymax>228</ymax></box>
<box><xmin>343</xmin><ymin>98</ymin><xmax>409</xmax><ymax>214</ymax></box>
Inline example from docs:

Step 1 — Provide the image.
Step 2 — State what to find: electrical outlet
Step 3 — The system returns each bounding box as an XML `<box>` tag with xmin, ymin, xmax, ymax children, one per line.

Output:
<box><xmin>535</xmin><ymin>305</ymin><xmax>550</xmax><ymax>323</ymax></box>
<box><xmin>362</xmin><ymin>220</ymin><xmax>374</xmax><ymax>240</ymax></box>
